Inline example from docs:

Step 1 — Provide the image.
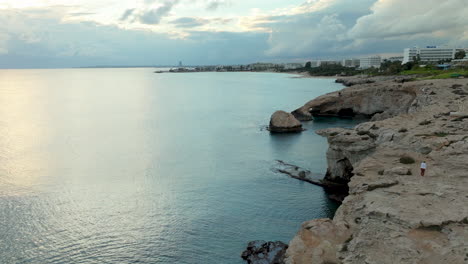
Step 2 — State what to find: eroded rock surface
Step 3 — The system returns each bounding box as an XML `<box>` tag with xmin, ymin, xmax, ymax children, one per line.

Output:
<box><xmin>274</xmin><ymin>160</ymin><xmax>348</xmax><ymax>202</ymax></box>
<box><xmin>284</xmin><ymin>79</ymin><xmax>468</xmax><ymax>264</ymax></box>
<box><xmin>292</xmin><ymin>79</ymin><xmax>419</xmax><ymax>121</ymax></box>
<box><xmin>241</xmin><ymin>240</ymin><xmax>288</xmax><ymax>264</ymax></box>
<box><xmin>269</xmin><ymin>110</ymin><xmax>303</xmax><ymax>133</ymax></box>
<box><xmin>335</xmin><ymin>75</ymin><xmax>414</xmax><ymax>87</ymax></box>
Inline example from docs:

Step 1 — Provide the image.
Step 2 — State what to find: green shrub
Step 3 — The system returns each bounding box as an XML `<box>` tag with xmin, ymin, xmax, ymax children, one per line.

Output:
<box><xmin>399</xmin><ymin>156</ymin><xmax>415</xmax><ymax>164</ymax></box>
<box><xmin>330</xmin><ymin>132</ymin><xmax>339</xmax><ymax>136</ymax></box>
<box><xmin>378</xmin><ymin>169</ymin><xmax>384</xmax><ymax>175</ymax></box>
<box><xmin>398</xmin><ymin>128</ymin><xmax>408</xmax><ymax>133</ymax></box>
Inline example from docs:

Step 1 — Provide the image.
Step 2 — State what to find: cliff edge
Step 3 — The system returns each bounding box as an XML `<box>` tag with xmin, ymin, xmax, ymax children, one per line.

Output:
<box><xmin>285</xmin><ymin>79</ymin><xmax>468</xmax><ymax>264</ymax></box>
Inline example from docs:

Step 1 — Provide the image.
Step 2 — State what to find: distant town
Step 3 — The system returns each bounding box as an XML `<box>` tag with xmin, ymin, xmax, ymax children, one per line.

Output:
<box><xmin>163</xmin><ymin>45</ymin><xmax>468</xmax><ymax>76</ymax></box>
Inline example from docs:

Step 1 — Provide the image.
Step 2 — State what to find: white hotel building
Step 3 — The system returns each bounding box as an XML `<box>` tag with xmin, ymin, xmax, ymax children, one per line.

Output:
<box><xmin>402</xmin><ymin>46</ymin><xmax>468</xmax><ymax>64</ymax></box>
<box><xmin>359</xmin><ymin>56</ymin><xmax>382</xmax><ymax>69</ymax></box>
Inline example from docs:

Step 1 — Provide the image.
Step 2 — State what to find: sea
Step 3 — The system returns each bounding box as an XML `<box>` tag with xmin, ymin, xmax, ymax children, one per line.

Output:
<box><xmin>0</xmin><ymin>68</ymin><xmax>357</xmax><ymax>264</ymax></box>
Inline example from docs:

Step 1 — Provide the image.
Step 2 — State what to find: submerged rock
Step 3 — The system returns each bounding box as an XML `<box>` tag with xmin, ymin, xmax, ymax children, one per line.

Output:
<box><xmin>275</xmin><ymin>160</ymin><xmax>348</xmax><ymax>202</ymax></box>
<box><xmin>269</xmin><ymin>110</ymin><xmax>302</xmax><ymax>133</ymax></box>
<box><xmin>241</xmin><ymin>240</ymin><xmax>288</xmax><ymax>264</ymax></box>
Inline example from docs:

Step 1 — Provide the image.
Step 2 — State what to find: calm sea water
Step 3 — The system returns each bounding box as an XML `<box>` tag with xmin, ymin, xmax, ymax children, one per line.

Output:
<box><xmin>0</xmin><ymin>69</ymin><xmax>356</xmax><ymax>264</ymax></box>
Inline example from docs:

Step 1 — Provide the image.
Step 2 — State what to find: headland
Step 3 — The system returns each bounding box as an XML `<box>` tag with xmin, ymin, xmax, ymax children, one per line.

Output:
<box><xmin>244</xmin><ymin>75</ymin><xmax>468</xmax><ymax>264</ymax></box>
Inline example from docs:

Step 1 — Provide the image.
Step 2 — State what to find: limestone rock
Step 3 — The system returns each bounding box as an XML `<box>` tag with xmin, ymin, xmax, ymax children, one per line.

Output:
<box><xmin>269</xmin><ymin>110</ymin><xmax>302</xmax><ymax>133</ymax></box>
<box><xmin>335</xmin><ymin>77</ymin><xmax>375</xmax><ymax>86</ymax></box>
<box><xmin>291</xmin><ymin>108</ymin><xmax>313</xmax><ymax>121</ymax></box>
<box><xmin>384</xmin><ymin>166</ymin><xmax>411</xmax><ymax>175</ymax></box>
<box><xmin>294</xmin><ymin>78</ymin><xmax>419</xmax><ymax>120</ymax></box>
<box><xmin>284</xmin><ymin>78</ymin><xmax>468</xmax><ymax>264</ymax></box>
<box><xmin>241</xmin><ymin>240</ymin><xmax>288</xmax><ymax>264</ymax></box>
<box><xmin>283</xmin><ymin>219</ymin><xmax>351</xmax><ymax>264</ymax></box>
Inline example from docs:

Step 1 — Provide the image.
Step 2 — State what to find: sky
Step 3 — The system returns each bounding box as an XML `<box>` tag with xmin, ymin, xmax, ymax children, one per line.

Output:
<box><xmin>0</xmin><ymin>0</ymin><xmax>467</xmax><ymax>68</ymax></box>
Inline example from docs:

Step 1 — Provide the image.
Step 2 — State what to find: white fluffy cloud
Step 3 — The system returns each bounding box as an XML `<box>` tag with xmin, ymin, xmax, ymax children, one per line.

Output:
<box><xmin>349</xmin><ymin>0</ymin><xmax>468</xmax><ymax>41</ymax></box>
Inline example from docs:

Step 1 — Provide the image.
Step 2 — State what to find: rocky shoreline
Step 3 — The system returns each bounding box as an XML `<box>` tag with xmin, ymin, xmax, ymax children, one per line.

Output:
<box><xmin>246</xmin><ymin>76</ymin><xmax>468</xmax><ymax>264</ymax></box>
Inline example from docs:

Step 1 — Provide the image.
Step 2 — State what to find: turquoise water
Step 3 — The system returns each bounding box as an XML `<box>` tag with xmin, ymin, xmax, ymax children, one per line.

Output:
<box><xmin>0</xmin><ymin>69</ymin><xmax>355</xmax><ymax>263</ymax></box>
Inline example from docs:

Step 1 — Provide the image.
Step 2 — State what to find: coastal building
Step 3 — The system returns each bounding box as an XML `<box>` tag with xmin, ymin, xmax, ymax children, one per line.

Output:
<box><xmin>248</xmin><ymin>63</ymin><xmax>277</xmax><ymax>71</ymax></box>
<box><xmin>308</xmin><ymin>61</ymin><xmax>320</xmax><ymax>67</ymax></box>
<box><xmin>319</xmin><ymin>60</ymin><xmax>342</xmax><ymax>66</ymax></box>
<box><xmin>282</xmin><ymin>63</ymin><xmax>304</xmax><ymax>70</ymax></box>
<box><xmin>402</xmin><ymin>46</ymin><xmax>468</xmax><ymax>64</ymax></box>
<box><xmin>342</xmin><ymin>59</ymin><xmax>360</xmax><ymax>68</ymax></box>
<box><xmin>359</xmin><ymin>56</ymin><xmax>381</xmax><ymax>69</ymax></box>
<box><xmin>387</xmin><ymin>56</ymin><xmax>404</xmax><ymax>62</ymax></box>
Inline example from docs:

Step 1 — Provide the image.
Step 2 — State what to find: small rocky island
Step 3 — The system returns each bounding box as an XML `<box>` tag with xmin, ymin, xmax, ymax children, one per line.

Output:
<box><xmin>269</xmin><ymin>110</ymin><xmax>303</xmax><ymax>133</ymax></box>
<box><xmin>245</xmin><ymin>76</ymin><xmax>468</xmax><ymax>264</ymax></box>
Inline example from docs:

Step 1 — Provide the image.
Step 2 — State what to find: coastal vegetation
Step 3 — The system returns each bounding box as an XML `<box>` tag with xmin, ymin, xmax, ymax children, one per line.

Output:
<box><xmin>303</xmin><ymin>64</ymin><xmax>359</xmax><ymax>76</ymax></box>
<box><xmin>294</xmin><ymin>59</ymin><xmax>468</xmax><ymax>79</ymax></box>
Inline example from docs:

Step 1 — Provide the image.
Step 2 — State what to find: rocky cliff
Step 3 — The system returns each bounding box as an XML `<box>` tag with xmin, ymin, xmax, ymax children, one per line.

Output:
<box><xmin>292</xmin><ymin>79</ymin><xmax>419</xmax><ymax>121</ymax></box>
<box><xmin>284</xmin><ymin>78</ymin><xmax>468</xmax><ymax>264</ymax></box>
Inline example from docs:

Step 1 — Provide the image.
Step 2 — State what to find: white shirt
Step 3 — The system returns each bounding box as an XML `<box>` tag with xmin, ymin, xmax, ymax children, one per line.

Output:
<box><xmin>420</xmin><ymin>162</ymin><xmax>427</xmax><ymax>169</ymax></box>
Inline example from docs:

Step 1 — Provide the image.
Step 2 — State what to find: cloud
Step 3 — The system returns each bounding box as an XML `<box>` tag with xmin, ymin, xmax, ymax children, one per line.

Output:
<box><xmin>0</xmin><ymin>7</ymin><xmax>268</xmax><ymax>68</ymax></box>
<box><xmin>120</xmin><ymin>8</ymin><xmax>135</xmax><ymax>21</ymax></box>
<box><xmin>171</xmin><ymin>17</ymin><xmax>207</xmax><ymax>28</ymax></box>
<box><xmin>348</xmin><ymin>0</ymin><xmax>468</xmax><ymax>41</ymax></box>
<box><xmin>206</xmin><ymin>0</ymin><xmax>230</xmax><ymax>11</ymax></box>
<box><xmin>120</xmin><ymin>0</ymin><xmax>180</xmax><ymax>25</ymax></box>
<box><xmin>239</xmin><ymin>0</ymin><xmax>468</xmax><ymax>58</ymax></box>
<box><xmin>239</xmin><ymin>0</ymin><xmax>377</xmax><ymax>57</ymax></box>
<box><xmin>68</xmin><ymin>12</ymin><xmax>96</xmax><ymax>17</ymax></box>
<box><xmin>170</xmin><ymin>16</ymin><xmax>233</xmax><ymax>28</ymax></box>
<box><xmin>1</xmin><ymin>0</ymin><xmax>468</xmax><ymax>68</ymax></box>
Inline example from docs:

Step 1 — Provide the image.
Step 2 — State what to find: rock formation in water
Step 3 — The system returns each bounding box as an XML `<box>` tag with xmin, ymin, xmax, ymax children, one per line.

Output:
<box><xmin>241</xmin><ymin>240</ymin><xmax>288</xmax><ymax>264</ymax></box>
<box><xmin>269</xmin><ymin>110</ymin><xmax>303</xmax><ymax>133</ymax></box>
<box><xmin>292</xmin><ymin>78</ymin><xmax>419</xmax><ymax>121</ymax></box>
<box><xmin>274</xmin><ymin>160</ymin><xmax>349</xmax><ymax>202</ymax></box>
<box><xmin>283</xmin><ymin>78</ymin><xmax>468</xmax><ymax>264</ymax></box>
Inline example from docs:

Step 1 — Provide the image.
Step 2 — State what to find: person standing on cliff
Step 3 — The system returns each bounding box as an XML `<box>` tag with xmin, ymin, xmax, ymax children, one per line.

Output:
<box><xmin>420</xmin><ymin>161</ymin><xmax>427</xmax><ymax>176</ymax></box>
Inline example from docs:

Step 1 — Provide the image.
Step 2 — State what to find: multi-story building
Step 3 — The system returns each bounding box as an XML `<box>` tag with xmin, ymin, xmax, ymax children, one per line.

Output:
<box><xmin>248</xmin><ymin>63</ymin><xmax>277</xmax><ymax>71</ymax></box>
<box><xmin>319</xmin><ymin>60</ymin><xmax>342</xmax><ymax>66</ymax></box>
<box><xmin>387</xmin><ymin>56</ymin><xmax>404</xmax><ymax>62</ymax></box>
<box><xmin>308</xmin><ymin>61</ymin><xmax>321</xmax><ymax>67</ymax></box>
<box><xmin>282</xmin><ymin>63</ymin><xmax>305</xmax><ymax>70</ymax></box>
<box><xmin>360</xmin><ymin>56</ymin><xmax>381</xmax><ymax>69</ymax></box>
<box><xmin>402</xmin><ymin>46</ymin><xmax>468</xmax><ymax>64</ymax></box>
<box><xmin>342</xmin><ymin>58</ymin><xmax>360</xmax><ymax>67</ymax></box>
